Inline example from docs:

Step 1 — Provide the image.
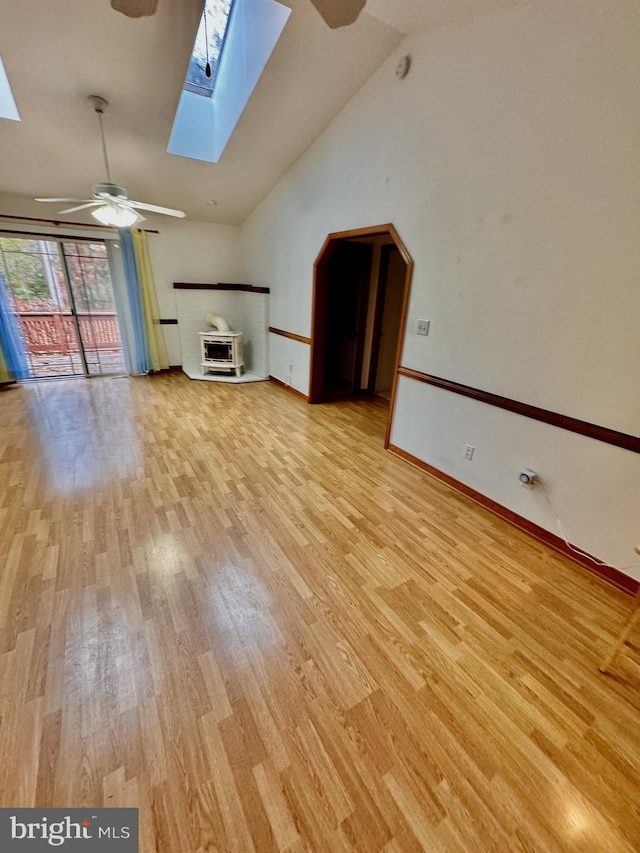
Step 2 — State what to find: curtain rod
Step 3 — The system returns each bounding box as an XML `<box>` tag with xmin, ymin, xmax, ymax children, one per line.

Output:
<box><xmin>0</xmin><ymin>228</ymin><xmax>118</xmax><ymax>244</ymax></box>
<box><xmin>0</xmin><ymin>213</ymin><xmax>159</xmax><ymax>234</ymax></box>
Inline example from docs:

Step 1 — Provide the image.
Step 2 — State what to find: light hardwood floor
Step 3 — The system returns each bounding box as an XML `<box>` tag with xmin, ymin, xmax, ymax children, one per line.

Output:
<box><xmin>0</xmin><ymin>372</ymin><xmax>638</xmax><ymax>852</ymax></box>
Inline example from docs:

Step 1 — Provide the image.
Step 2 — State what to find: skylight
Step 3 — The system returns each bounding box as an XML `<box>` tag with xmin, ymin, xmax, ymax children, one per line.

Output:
<box><xmin>0</xmin><ymin>55</ymin><xmax>20</xmax><ymax>121</ymax></box>
<box><xmin>168</xmin><ymin>0</ymin><xmax>291</xmax><ymax>165</ymax></box>
<box><xmin>184</xmin><ymin>0</ymin><xmax>235</xmax><ymax>97</ymax></box>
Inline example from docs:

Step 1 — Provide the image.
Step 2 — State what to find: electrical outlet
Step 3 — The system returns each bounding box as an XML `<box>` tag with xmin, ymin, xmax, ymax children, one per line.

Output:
<box><xmin>288</xmin><ymin>361</ymin><xmax>293</xmax><ymax>373</ymax></box>
<box><xmin>463</xmin><ymin>444</ymin><xmax>474</xmax><ymax>461</ymax></box>
<box><xmin>417</xmin><ymin>319</ymin><xmax>430</xmax><ymax>336</ymax></box>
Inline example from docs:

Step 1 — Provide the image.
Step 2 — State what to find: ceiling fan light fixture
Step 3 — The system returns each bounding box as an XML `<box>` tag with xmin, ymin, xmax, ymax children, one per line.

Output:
<box><xmin>91</xmin><ymin>204</ymin><xmax>139</xmax><ymax>228</ymax></box>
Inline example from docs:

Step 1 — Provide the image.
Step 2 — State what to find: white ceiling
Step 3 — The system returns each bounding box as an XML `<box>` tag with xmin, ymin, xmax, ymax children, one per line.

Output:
<box><xmin>0</xmin><ymin>0</ymin><xmax>522</xmax><ymax>226</ymax></box>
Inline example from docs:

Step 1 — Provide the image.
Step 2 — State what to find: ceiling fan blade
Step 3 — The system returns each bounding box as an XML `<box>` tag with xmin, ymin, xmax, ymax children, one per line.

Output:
<box><xmin>128</xmin><ymin>200</ymin><xmax>186</xmax><ymax>218</ymax></box>
<box><xmin>35</xmin><ymin>198</ymin><xmax>87</xmax><ymax>203</ymax></box>
<box><xmin>57</xmin><ymin>202</ymin><xmax>103</xmax><ymax>214</ymax></box>
<box><xmin>111</xmin><ymin>0</ymin><xmax>158</xmax><ymax>18</ymax></box>
<box><xmin>309</xmin><ymin>0</ymin><xmax>366</xmax><ymax>28</ymax></box>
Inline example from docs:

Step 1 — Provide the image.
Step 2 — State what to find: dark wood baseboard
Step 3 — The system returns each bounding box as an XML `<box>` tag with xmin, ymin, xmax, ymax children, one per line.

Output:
<box><xmin>388</xmin><ymin>443</ymin><xmax>638</xmax><ymax>596</ymax></box>
<box><xmin>269</xmin><ymin>376</ymin><xmax>309</xmax><ymax>401</ymax></box>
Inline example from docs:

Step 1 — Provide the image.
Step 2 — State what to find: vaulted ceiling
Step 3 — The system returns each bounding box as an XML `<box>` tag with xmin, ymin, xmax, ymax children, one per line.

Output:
<box><xmin>0</xmin><ymin>0</ymin><xmax>526</xmax><ymax>225</ymax></box>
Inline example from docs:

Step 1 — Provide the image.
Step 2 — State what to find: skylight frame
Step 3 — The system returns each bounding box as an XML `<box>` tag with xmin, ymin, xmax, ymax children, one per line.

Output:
<box><xmin>168</xmin><ymin>0</ymin><xmax>291</xmax><ymax>165</ymax></box>
<box><xmin>184</xmin><ymin>0</ymin><xmax>237</xmax><ymax>99</ymax></box>
<box><xmin>0</xmin><ymin>54</ymin><xmax>20</xmax><ymax>122</ymax></box>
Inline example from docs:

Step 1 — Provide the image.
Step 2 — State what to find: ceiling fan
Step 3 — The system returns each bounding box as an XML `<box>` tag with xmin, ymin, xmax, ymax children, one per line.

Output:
<box><xmin>307</xmin><ymin>0</ymin><xmax>366</xmax><ymax>28</ymax></box>
<box><xmin>35</xmin><ymin>95</ymin><xmax>185</xmax><ymax>228</ymax></box>
<box><xmin>111</xmin><ymin>0</ymin><xmax>366</xmax><ymax>29</ymax></box>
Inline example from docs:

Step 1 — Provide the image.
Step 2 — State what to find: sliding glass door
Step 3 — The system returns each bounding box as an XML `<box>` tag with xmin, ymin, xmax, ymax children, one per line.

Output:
<box><xmin>62</xmin><ymin>241</ymin><xmax>125</xmax><ymax>376</ymax></box>
<box><xmin>0</xmin><ymin>237</ymin><xmax>125</xmax><ymax>379</ymax></box>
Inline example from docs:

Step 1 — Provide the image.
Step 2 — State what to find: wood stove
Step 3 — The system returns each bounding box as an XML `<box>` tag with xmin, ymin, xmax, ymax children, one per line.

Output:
<box><xmin>199</xmin><ymin>330</ymin><xmax>244</xmax><ymax>377</ymax></box>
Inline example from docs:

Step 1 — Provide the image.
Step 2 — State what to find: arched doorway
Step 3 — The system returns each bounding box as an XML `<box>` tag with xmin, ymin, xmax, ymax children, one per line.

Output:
<box><xmin>309</xmin><ymin>224</ymin><xmax>413</xmax><ymax>446</ymax></box>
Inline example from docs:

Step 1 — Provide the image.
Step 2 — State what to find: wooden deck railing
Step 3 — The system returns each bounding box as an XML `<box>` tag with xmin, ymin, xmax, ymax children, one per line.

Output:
<box><xmin>18</xmin><ymin>312</ymin><xmax>121</xmax><ymax>354</ymax></box>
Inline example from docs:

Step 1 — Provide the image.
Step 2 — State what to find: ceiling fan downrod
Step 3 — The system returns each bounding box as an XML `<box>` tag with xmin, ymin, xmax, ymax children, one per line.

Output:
<box><xmin>88</xmin><ymin>95</ymin><xmax>113</xmax><ymax>185</ymax></box>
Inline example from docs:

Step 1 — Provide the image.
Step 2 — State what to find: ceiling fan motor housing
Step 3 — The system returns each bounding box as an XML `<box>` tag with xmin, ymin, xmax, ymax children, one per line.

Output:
<box><xmin>93</xmin><ymin>183</ymin><xmax>128</xmax><ymax>200</ymax></box>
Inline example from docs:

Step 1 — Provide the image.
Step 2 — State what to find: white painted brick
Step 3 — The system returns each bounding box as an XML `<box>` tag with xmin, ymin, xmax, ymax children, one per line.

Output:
<box><xmin>175</xmin><ymin>289</ymin><xmax>269</xmax><ymax>378</ymax></box>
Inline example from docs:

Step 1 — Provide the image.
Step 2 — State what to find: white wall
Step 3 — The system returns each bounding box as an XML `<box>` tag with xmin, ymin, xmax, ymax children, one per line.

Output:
<box><xmin>241</xmin><ymin>0</ymin><xmax>640</xmax><ymax>577</ymax></box>
<box><xmin>269</xmin><ymin>334</ymin><xmax>310</xmax><ymax>393</ymax></box>
<box><xmin>145</xmin><ymin>217</ymin><xmax>245</xmax><ymax>366</ymax></box>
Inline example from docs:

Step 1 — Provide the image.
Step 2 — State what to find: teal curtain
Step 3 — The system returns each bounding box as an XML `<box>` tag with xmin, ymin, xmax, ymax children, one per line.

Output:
<box><xmin>0</xmin><ymin>271</ymin><xmax>30</xmax><ymax>382</ymax></box>
<box><xmin>105</xmin><ymin>230</ymin><xmax>168</xmax><ymax>376</ymax></box>
<box><xmin>117</xmin><ymin>229</ymin><xmax>151</xmax><ymax>374</ymax></box>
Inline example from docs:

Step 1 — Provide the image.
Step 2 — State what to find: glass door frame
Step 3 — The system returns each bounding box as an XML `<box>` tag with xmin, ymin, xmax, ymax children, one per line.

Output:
<box><xmin>58</xmin><ymin>244</ymin><xmax>90</xmax><ymax>376</ymax></box>
<box><xmin>0</xmin><ymin>230</ymin><xmax>125</xmax><ymax>380</ymax></box>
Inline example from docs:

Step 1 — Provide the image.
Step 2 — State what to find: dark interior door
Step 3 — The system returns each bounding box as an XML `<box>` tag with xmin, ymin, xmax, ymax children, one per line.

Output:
<box><xmin>322</xmin><ymin>241</ymin><xmax>372</xmax><ymax>399</ymax></box>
